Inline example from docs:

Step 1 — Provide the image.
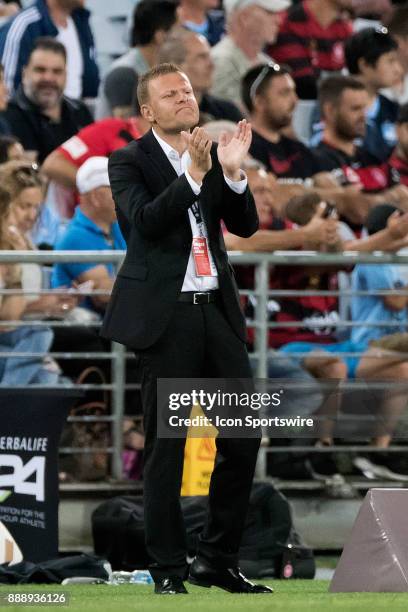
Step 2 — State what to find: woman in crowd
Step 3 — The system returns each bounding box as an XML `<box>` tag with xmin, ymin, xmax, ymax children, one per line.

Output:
<box><xmin>0</xmin><ymin>180</ymin><xmax>59</xmax><ymax>384</ymax></box>
<box><xmin>0</xmin><ymin>160</ymin><xmax>77</xmax><ymax>317</ymax></box>
<box><xmin>0</xmin><ymin>160</ymin><xmax>109</xmax><ymax>380</ymax></box>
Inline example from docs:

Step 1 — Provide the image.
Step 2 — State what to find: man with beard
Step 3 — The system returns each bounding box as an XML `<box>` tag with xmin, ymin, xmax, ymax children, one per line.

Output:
<box><xmin>243</xmin><ymin>68</ymin><xmax>408</xmax><ymax>224</ymax></box>
<box><xmin>313</xmin><ymin>75</ymin><xmax>408</xmax><ymax>227</ymax></box>
<box><xmin>0</xmin><ymin>0</ymin><xmax>99</xmax><ymax>99</ymax></box>
<box><xmin>243</xmin><ymin>64</ymin><xmax>321</xmax><ymax>179</ymax></box>
<box><xmin>313</xmin><ymin>75</ymin><xmax>397</xmax><ymax>192</ymax></box>
<box><xmin>3</xmin><ymin>37</ymin><xmax>92</xmax><ymax>163</ymax></box>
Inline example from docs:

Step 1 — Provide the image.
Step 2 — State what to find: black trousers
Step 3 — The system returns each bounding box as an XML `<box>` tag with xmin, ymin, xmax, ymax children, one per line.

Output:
<box><xmin>136</xmin><ymin>299</ymin><xmax>260</xmax><ymax>581</ymax></box>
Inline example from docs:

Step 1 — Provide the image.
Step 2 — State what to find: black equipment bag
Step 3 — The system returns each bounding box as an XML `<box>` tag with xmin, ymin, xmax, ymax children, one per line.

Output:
<box><xmin>0</xmin><ymin>554</ymin><xmax>110</xmax><ymax>584</ymax></box>
<box><xmin>92</xmin><ymin>482</ymin><xmax>315</xmax><ymax>578</ymax></box>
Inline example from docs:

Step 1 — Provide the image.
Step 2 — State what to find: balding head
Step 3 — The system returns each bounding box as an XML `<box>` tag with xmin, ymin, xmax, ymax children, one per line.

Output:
<box><xmin>158</xmin><ymin>28</ymin><xmax>214</xmax><ymax>96</ymax></box>
<box><xmin>158</xmin><ymin>27</ymin><xmax>194</xmax><ymax>66</ymax></box>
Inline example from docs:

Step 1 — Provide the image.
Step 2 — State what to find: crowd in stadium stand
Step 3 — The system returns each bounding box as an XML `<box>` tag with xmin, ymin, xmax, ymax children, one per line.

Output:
<box><xmin>1</xmin><ymin>0</ymin><xmax>408</xmax><ymax>482</ymax></box>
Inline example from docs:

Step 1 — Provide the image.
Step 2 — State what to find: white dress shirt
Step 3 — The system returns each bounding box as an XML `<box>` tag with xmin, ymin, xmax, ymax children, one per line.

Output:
<box><xmin>152</xmin><ymin>129</ymin><xmax>247</xmax><ymax>292</ymax></box>
<box><xmin>56</xmin><ymin>16</ymin><xmax>84</xmax><ymax>100</ymax></box>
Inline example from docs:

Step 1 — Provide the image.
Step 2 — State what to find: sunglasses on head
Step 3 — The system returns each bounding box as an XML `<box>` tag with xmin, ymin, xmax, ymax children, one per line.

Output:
<box><xmin>374</xmin><ymin>26</ymin><xmax>388</xmax><ymax>36</ymax></box>
<box><xmin>10</xmin><ymin>163</ymin><xmax>40</xmax><ymax>180</ymax></box>
<box><xmin>249</xmin><ymin>62</ymin><xmax>283</xmax><ymax>101</ymax></box>
<box><xmin>12</xmin><ymin>163</ymin><xmax>39</xmax><ymax>173</ymax></box>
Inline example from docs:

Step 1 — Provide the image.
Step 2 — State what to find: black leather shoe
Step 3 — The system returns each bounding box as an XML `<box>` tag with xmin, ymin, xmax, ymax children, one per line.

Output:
<box><xmin>188</xmin><ymin>558</ymin><xmax>273</xmax><ymax>593</ymax></box>
<box><xmin>154</xmin><ymin>576</ymin><xmax>188</xmax><ymax>594</ymax></box>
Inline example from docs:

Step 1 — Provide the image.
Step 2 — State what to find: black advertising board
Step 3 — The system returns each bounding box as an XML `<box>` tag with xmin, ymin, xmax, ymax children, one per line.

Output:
<box><xmin>0</xmin><ymin>389</ymin><xmax>79</xmax><ymax>562</ymax></box>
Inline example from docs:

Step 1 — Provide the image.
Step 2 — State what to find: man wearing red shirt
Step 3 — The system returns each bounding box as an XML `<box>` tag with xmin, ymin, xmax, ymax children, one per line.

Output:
<box><xmin>268</xmin><ymin>0</ymin><xmax>353</xmax><ymax>99</ymax></box>
<box><xmin>42</xmin><ymin>114</ymin><xmax>148</xmax><ymax>189</ymax></box>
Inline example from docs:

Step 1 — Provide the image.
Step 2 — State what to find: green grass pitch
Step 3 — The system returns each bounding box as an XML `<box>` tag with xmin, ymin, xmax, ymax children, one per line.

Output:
<box><xmin>2</xmin><ymin>580</ymin><xmax>408</xmax><ymax>611</ymax></box>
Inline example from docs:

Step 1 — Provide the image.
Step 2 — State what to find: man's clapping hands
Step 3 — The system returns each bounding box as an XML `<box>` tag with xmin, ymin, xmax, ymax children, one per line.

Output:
<box><xmin>182</xmin><ymin>119</ymin><xmax>252</xmax><ymax>185</ymax></box>
<box><xmin>181</xmin><ymin>126</ymin><xmax>212</xmax><ymax>185</ymax></box>
<box><xmin>217</xmin><ymin>119</ymin><xmax>252</xmax><ymax>181</ymax></box>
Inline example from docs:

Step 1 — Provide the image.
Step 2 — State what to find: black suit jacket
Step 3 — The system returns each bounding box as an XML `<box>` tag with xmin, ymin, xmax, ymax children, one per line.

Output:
<box><xmin>100</xmin><ymin>129</ymin><xmax>259</xmax><ymax>350</ymax></box>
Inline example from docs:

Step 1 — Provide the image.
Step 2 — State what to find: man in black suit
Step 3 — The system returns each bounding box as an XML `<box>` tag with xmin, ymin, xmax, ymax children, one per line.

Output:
<box><xmin>101</xmin><ymin>63</ymin><xmax>272</xmax><ymax>595</ymax></box>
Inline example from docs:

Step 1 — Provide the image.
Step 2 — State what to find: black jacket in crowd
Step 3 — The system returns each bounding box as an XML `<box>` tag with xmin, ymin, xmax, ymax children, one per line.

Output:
<box><xmin>2</xmin><ymin>86</ymin><xmax>92</xmax><ymax>162</ymax></box>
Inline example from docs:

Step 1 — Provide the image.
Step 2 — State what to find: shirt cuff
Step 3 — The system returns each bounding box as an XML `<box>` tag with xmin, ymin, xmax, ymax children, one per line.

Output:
<box><xmin>224</xmin><ymin>172</ymin><xmax>247</xmax><ymax>194</ymax></box>
<box><xmin>185</xmin><ymin>170</ymin><xmax>201</xmax><ymax>195</ymax></box>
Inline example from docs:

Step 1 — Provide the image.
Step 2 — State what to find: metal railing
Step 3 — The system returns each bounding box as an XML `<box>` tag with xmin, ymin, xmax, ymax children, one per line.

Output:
<box><xmin>1</xmin><ymin>249</ymin><xmax>408</xmax><ymax>481</ymax></box>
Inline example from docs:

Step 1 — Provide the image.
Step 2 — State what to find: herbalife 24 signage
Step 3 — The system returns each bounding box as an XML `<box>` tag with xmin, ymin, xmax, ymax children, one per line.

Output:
<box><xmin>0</xmin><ymin>389</ymin><xmax>77</xmax><ymax>562</ymax></box>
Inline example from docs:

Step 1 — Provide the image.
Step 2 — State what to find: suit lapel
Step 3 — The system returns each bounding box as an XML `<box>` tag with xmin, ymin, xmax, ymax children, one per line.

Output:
<box><xmin>138</xmin><ymin>129</ymin><xmax>178</xmax><ymax>187</ymax></box>
<box><xmin>199</xmin><ymin>148</ymin><xmax>219</xmax><ymax>232</ymax></box>
<box><xmin>138</xmin><ymin>129</ymin><xmax>192</xmax><ymax>240</ymax></box>
<box><xmin>138</xmin><ymin>130</ymin><xmax>219</xmax><ymax>237</ymax></box>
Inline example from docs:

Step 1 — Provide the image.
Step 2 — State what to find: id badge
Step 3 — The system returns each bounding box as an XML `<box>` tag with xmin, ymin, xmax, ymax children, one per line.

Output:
<box><xmin>192</xmin><ymin>236</ymin><xmax>214</xmax><ymax>276</ymax></box>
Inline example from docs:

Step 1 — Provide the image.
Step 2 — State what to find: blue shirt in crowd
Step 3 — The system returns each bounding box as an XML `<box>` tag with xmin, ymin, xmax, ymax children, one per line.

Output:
<box><xmin>351</xmin><ymin>263</ymin><xmax>407</xmax><ymax>346</ymax></box>
<box><xmin>51</xmin><ymin>208</ymin><xmax>125</xmax><ymax>309</ymax></box>
<box><xmin>183</xmin><ymin>10</ymin><xmax>225</xmax><ymax>46</ymax></box>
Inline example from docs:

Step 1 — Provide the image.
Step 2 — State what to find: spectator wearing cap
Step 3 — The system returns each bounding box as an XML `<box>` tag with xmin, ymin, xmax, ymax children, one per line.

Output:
<box><xmin>42</xmin><ymin>74</ymin><xmax>149</xmax><ymax>190</ymax></box>
<box><xmin>3</xmin><ymin>37</ymin><xmax>92</xmax><ymax>164</ymax></box>
<box><xmin>95</xmin><ymin>0</ymin><xmax>179</xmax><ymax>120</ymax></box>
<box><xmin>210</xmin><ymin>0</ymin><xmax>288</xmax><ymax>107</ymax></box>
<box><xmin>0</xmin><ymin>0</ymin><xmax>99</xmax><ymax>100</ymax></box>
<box><xmin>51</xmin><ymin>156</ymin><xmax>126</xmax><ymax>314</ymax></box>
<box><xmin>268</xmin><ymin>0</ymin><xmax>353</xmax><ymax>100</ymax></box>
<box><xmin>179</xmin><ymin>0</ymin><xmax>225</xmax><ymax>46</ymax></box>
<box><xmin>158</xmin><ymin>27</ymin><xmax>243</xmax><ymax>123</ymax></box>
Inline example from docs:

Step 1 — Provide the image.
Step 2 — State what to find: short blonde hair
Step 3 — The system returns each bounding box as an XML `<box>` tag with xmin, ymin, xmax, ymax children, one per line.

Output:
<box><xmin>137</xmin><ymin>62</ymin><xmax>183</xmax><ymax>106</ymax></box>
